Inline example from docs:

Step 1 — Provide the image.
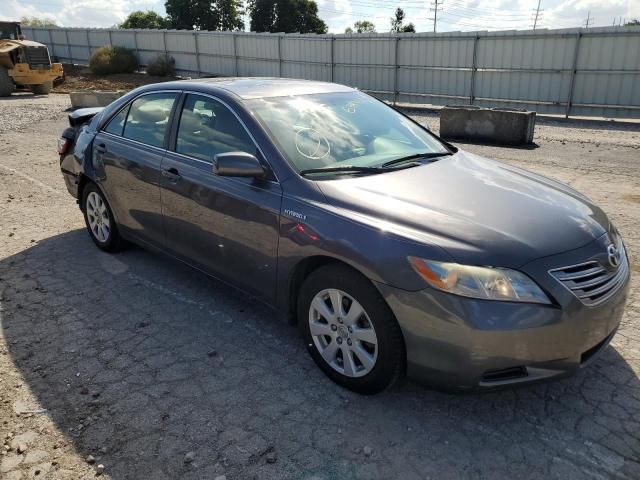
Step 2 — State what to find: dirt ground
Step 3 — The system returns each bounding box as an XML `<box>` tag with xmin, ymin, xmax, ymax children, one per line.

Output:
<box><xmin>52</xmin><ymin>65</ymin><xmax>176</xmax><ymax>94</ymax></box>
<box><xmin>0</xmin><ymin>93</ymin><xmax>639</xmax><ymax>480</ymax></box>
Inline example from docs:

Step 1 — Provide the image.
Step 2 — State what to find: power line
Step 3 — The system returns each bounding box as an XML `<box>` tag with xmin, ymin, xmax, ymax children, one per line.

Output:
<box><xmin>441</xmin><ymin>7</ymin><xmax>531</xmax><ymax>19</ymax></box>
<box><xmin>440</xmin><ymin>10</ymin><xmax>531</xmax><ymax>24</ymax></box>
<box><xmin>443</xmin><ymin>0</ymin><xmax>530</xmax><ymax>16</ymax></box>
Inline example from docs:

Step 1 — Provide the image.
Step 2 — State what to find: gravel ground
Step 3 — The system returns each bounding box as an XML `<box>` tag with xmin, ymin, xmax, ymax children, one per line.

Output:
<box><xmin>0</xmin><ymin>94</ymin><xmax>71</xmax><ymax>135</ymax></box>
<box><xmin>0</xmin><ymin>93</ymin><xmax>639</xmax><ymax>480</ymax></box>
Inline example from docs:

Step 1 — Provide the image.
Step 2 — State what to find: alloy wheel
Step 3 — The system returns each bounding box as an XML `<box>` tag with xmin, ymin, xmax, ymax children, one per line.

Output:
<box><xmin>308</xmin><ymin>288</ymin><xmax>378</xmax><ymax>377</ymax></box>
<box><xmin>86</xmin><ymin>191</ymin><xmax>111</xmax><ymax>243</ymax></box>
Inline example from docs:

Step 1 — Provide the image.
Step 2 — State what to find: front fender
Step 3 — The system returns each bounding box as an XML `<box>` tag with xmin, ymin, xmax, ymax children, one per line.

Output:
<box><xmin>275</xmin><ymin>194</ymin><xmax>453</xmax><ymax>313</ymax></box>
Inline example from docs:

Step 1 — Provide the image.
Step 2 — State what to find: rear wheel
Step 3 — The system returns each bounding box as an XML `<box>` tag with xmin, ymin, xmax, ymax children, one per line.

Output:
<box><xmin>29</xmin><ymin>81</ymin><xmax>53</xmax><ymax>95</ymax></box>
<box><xmin>298</xmin><ymin>264</ymin><xmax>405</xmax><ymax>394</ymax></box>
<box><xmin>0</xmin><ymin>67</ymin><xmax>15</xmax><ymax>97</ymax></box>
<box><xmin>81</xmin><ymin>183</ymin><xmax>125</xmax><ymax>252</ymax></box>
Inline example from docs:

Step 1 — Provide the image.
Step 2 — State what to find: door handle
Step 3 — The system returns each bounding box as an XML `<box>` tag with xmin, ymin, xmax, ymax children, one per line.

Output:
<box><xmin>162</xmin><ymin>167</ymin><xmax>181</xmax><ymax>182</ymax></box>
<box><xmin>96</xmin><ymin>143</ymin><xmax>107</xmax><ymax>153</ymax></box>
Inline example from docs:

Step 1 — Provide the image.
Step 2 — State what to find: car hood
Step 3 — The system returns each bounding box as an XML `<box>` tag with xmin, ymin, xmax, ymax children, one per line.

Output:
<box><xmin>317</xmin><ymin>150</ymin><xmax>609</xmax><ymax>268</ymax></box>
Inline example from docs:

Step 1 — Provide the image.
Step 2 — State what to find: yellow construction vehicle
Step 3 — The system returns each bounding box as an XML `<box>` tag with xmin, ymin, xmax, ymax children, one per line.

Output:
<box><xmin>0</xmin><ymin>21</ymin><xmax>63</xmax><ymax>96</ymax></box>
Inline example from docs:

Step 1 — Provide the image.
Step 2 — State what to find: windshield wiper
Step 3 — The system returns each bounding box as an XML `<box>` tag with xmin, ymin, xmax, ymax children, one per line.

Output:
<box><xmin>381</xmin><ymin>152</ymin><xmax>453</xmax><ymax>168</ymax></box>
<box><xmin>299</xmin><ymin>166</ymin><xmax>386</xmax><ymax>177</ymax></box>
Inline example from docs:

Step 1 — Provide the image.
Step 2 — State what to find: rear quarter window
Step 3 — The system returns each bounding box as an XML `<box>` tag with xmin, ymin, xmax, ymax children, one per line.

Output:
<box><xmin>103</xmin><ymin>106</ymin><xmax>129</xmax><ymax>136</ymax></box>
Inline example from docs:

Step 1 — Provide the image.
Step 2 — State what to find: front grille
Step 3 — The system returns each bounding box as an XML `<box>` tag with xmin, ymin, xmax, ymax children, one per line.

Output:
<box><xmin>24</xmin><ymin>46</ymin><xmax>51</xmax><ymax>69</ymax></box>
<box><xmin>549</xmin><ymin>242</ymin><xmax>628</xmax><ymax>307</ymax></box>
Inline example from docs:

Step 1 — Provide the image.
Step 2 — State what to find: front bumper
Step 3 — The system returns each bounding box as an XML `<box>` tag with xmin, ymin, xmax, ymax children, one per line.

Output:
<box><xmin>9</xmin><ymin>62</ymin><xmax>63</xmax><ymax>85</ymax></box>
<box><xmin>377</xmin><ymin>238</ymin><xmax>631</xmax><ymax>392</ymax></box>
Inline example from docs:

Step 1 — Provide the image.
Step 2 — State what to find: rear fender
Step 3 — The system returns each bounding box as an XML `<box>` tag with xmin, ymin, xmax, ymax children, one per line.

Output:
<box><xmin>60</xmin><ymin>125</ymin><xmax>99</xmax><ymax>198</ymax></box>
<box><xmin>60</xmin><ymin>108</ymin><xmax>104</xmax><ymax>174</ymax></box>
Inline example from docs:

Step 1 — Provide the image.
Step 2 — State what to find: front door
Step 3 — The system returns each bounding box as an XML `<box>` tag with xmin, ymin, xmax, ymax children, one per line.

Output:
<box><xmin>160</xmin><ymin>93</ymin><xmax>282</xmax><ymax>301</ymax></box>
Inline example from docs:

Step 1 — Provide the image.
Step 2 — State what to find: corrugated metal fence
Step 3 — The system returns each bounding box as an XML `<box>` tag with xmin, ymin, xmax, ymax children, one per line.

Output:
<box><xmin>22</xmin><ymin>25</ymin><xmax>640</xmax><ymax>118</ymax></box>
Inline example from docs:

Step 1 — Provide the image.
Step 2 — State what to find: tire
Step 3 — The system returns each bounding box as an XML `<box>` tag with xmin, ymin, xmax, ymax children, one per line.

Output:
<box><xmin>0</xmin><ymin>66</ymin><xmax>15</xmax><ymax>97</ymax></box>
<box><xmin>298</xmin><ymin>264</ymin><xmax>405</xmax><ymax>394</ymax></box>
<box><xmin>81</xmin><ymin>182</ymin><xmax>125</xmax><ymax>252</ymax></box>
<box><xmin>29</xmin><ymin>81</ymin><xmax>53</xmax><ymax>95</ymax></box>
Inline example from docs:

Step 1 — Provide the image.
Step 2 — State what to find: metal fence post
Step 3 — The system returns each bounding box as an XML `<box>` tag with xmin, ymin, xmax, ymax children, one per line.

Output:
<box><xmin>133</xmin><ymin>29</ymin><xmax>140</xmax><ymax>67</ymax></box>
<box><xmin>108</xmin><ymin>29</ymin><xmax>113</xmax><ymax>46</ymax></box>
<box><xmin>565</xmin><ymin>31</ymin><xmax>583</xmax><ymax>119</ymax></box>
<box><xmin>393</xmin><ymin>35</ymin><xmax>400</xmax><ymax>106</ymax></box>
<box><xmin>277</xmin><ymin>34</ymin><xmax>283</xmax><ymax>78</ymax></box>
<box><xmin>85</xmin><ymin>29</ymin><xmax>91</xmax><ymax>63</ymax></box>
<box><xmin>47</xmin><ymin>28</ymin><xmax>53</xmax><ymax>56</ymax></box>
<box><xmin>233</xmin><ymin>33</ymin><xmax>239</xmax><ymax>76</ymax></box>
<box><xmin>330</xmin><ymin>36</ymin><xmax>335</xmax><ymax>83</ymax></box>
<box><xmin>64</xmin><ymin>29</ymin><xmax>72</xmax><ymax>63</ymax></box>
<box><xmin>469</xmin><ymin>35</ymin><xmax>479</xmax><ymax>105</ymax></box>
<box><xmin>193</xmin><ymin>31</ymin><xmax>202</xmax><ymax>77</ymax></box>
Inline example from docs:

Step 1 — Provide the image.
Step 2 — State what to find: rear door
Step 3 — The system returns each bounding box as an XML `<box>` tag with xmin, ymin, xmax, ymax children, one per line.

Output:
<box><xmin>94</xmin><ymin>91</ymin><xmax>179</xmax><ymax>246</ymax></box>
<box><xmin>160</xmin><ymin>93</ymin><xmax>282</xmax><ymax>301</ymax></box>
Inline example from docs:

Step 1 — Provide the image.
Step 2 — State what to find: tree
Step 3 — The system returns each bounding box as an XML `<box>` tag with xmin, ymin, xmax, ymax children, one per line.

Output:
<box><xmin>401</xmin><ymin>22</ymin><xmax>416</xmax><ymax>33</ymax></box>
<box><xmin>345</xmin><ymin>20</ymin><xmax>376</xmax><ymax>33</ymax></box>
<box><xmin>390</xmin><ymin>8</ymin><xmax>415</xmax><ymax>33</ymax></box>
<box><xmin>624</xmin><ymin>19</ymin><xmax>640</xmax><ymax>26</ymax></box>
<box><xmin>248</xmin><ymin>0</ymin><xmax>328</xmax><ymax>34</ymax></box>
<box><xmin>165</xmin><ymin>0</ymin><xmax>244</xmax><ymax>31</ymax></box>
<box><xmin>165</xmin><ymin>0</ymin><xmax>193</xmax><ymax>29</ymax></box>
<box><xmin>120</xmin><ymin>11</ymin><xmax>168</xmax><ymax>29</ymax></box>
<box><xmin>20</xmin><ymin>16</ymin><xmax>58</xmax><ymax>27</ymax></box>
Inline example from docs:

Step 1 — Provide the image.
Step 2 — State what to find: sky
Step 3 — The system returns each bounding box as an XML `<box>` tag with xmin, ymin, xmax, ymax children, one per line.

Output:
<box><xmin>1</xmin><ymin>0</ymin><xmax>639</xmax><ymax>33</ymax></box>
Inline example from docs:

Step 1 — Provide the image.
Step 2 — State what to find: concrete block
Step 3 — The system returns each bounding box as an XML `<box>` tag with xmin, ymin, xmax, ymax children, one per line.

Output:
<box><xmin>69</xmin><ymin>90</ymin><xmax>125</xmax><ymax>108</ymax></box>
<box><xmin>440</xmin><ymin>106</ymin><xmax>536</xmax><ymax>145</ymax></box>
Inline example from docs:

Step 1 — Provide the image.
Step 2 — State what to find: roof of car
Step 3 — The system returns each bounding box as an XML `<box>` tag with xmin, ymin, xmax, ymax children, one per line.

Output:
<box><xmin>175</xmin><ymin>77</ymin><xmax>356</xmax><ymax>99</ymax></box>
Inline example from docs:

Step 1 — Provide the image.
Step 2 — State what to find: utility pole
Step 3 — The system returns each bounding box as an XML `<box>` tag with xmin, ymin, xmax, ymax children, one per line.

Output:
<box><xmin>532</xmin><ymin>0</ymin><xmax>543</xmax><ymax>30</ymax></box>
<box><xmin>430</xmin><ymin>0</ymin><xmax>442</xmax><ymax>33</ymax></box>
<box><xmin>583</xmin><ymin>11</ymin><xmax>594</xmax><ymax>28</ymax></box>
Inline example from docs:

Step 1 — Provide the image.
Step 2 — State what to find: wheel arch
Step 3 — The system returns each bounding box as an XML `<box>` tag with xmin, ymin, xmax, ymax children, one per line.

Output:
<box><xmin>286</xmin><ymin>255</ymin><xmax>379</xmax><ymax>325</ymax></box>
<box><xmin>77</xmin><ymin>175</ymin><xmax>118</xmax><ymax>224</ymax></box>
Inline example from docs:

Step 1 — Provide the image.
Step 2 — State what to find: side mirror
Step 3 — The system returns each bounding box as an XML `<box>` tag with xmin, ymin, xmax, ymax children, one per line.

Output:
<box><xmin>213</xmin><ymin>152</ymin><xmax>265</xmax><ymax>178</ymax></box>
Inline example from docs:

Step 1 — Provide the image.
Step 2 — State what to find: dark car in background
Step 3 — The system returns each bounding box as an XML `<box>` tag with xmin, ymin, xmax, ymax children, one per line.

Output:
<box><xmin>58</xmin><ymin>78</ymin><xmax>630</xmax><ymax>393</ymax></box>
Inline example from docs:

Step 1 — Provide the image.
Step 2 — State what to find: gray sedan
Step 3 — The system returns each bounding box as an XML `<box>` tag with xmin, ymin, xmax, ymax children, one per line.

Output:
<box><xmin>58</xmin><ymin>78</ymin><xmax>630</xmax><ymax>393</ymax></box>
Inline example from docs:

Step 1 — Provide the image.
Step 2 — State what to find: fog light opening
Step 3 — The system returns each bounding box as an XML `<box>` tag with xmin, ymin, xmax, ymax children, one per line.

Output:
<box><xmin>481</xmin><ymin>366</ymin><xmax>528</xmax><ymax>383</ymax></box>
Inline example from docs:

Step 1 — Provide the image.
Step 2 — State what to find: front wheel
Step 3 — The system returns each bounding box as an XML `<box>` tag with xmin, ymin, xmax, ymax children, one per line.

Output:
<box><xmin>81</xmin><ymin>183</ymin><xmax>124</xmax><ymax>252</ymax></box>
<box><xmin>29</xmin><ymin>81</ymin><xmax>53</xmax><ymax>95</ymax></box>
<box><xmin>298</xmin><ymin>264</ymin><xmax>405</xmax><ymax>394</ymax></box>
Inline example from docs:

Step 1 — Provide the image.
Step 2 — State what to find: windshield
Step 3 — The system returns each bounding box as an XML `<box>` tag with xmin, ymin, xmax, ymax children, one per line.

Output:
<box><xmin>246</xmin><ymin>91</ymin><xmax>449</xmax><ymax>174</ymax></box>
<box><xmin>0</xmin><ymin>24</ymin><xmax>20</xmax><ymax>40</ymax></box>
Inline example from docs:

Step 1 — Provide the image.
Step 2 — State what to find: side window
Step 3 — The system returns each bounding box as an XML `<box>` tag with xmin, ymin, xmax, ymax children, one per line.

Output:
<box><xmin>176</xmin><ymin>94</ymin><xmax>256</xmax><ymax>162</ymax></box>
<box><xmin>103</xmin><ymin>105</ymin><xmax>129</xmax><ymax>136</ymax></box>
<box><xmin>122</xmin><ymin>92</ymin><xmax>177</xmax><ymax>148</ymax></box>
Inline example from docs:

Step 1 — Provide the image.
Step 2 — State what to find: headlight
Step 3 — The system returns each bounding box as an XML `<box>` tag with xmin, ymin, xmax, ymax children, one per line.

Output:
<box><xmin>408</xmin><ymin>257</ymin><xmax>551</xmax><ymax>304</ymax></box>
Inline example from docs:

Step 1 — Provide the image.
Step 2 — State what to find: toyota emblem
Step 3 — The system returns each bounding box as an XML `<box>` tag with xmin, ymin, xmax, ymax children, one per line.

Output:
<box><xmin>607</xmin><ymin>243</ymin><xmax>621</xmax><ymax>268</ymax></box>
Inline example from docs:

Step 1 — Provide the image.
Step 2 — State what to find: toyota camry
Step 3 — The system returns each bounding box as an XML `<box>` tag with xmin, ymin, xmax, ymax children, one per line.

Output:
<box><xmin>58</xmin><ymin>78</ymin><xmax>630</xmax><ymax>393</ymax></box>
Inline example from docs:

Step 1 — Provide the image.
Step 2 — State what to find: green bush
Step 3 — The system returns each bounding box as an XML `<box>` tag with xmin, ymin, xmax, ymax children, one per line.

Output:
<box><xmin>146</xmin><ymin>54</ymin><xmax>176</xmax><ymax>77</ymax></box>
<box><xmin>89</xmin><ymin>45</ymin><xmax>139</xmax><ymax>75</ymax></box>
